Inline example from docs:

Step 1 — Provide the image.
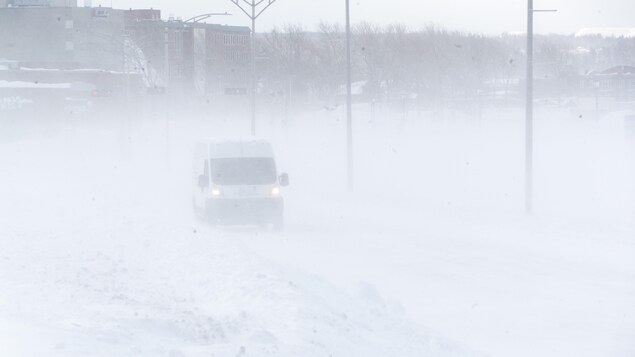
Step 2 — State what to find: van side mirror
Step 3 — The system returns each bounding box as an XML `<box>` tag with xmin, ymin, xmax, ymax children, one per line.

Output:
<box><xmin>279</xmin><ymin>173</ymin><xmax>289</xmax><ymax>187</ymax></box>
<box><xmin>198</xmin><ymin>174</ymin><xmax>209</xmax><ymax>188</ymax></box>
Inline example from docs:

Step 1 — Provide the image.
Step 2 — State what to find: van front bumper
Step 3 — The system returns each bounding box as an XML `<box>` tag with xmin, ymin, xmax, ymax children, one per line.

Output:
<box><xmin>206</xmin><ymin>197</ymin><xmax>283</xmax><ymax>225</ymax></box>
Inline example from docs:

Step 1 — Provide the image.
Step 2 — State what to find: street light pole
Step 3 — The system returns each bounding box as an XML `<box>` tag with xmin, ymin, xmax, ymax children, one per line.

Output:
<box><xmin>164</xmin><ymin>26</ymin><xmax>171</xmax><ymax>167</ymax></box>
<box><xmin>345</xmin><ymin>0</ymin><xmax>353</xmax><ymax>191</ymax></box>
<box><xmin>251</xmin><ymin>12</ymin><xmax>257</xmax><ymax>136</ymax></box>
<box><xmin>525</xmin><ymin>1</ymin><xmax>556</xmax><ymax>214</ymax></box>
<box><xmin>525</xmin><ymin>0</ymin><xmax>534</xmax><ymax>214</ymax></box>
<box><xmin>229</xmin><ymin>0</ymin><xmax>278</xmax><ymax>136</ymax></box>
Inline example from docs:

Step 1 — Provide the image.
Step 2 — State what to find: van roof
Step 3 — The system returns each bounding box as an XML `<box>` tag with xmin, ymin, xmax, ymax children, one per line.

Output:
<box><xmin>206</xmin><ymin>139</ymin><xmax>274</xmax><ymax>159</ymax></box>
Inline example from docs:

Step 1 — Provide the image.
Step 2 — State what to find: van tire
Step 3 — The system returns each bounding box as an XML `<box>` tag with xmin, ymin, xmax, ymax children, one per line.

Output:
<box><xmin>206</xmin><ymin>207</ymin><xmax>218</xmax><ymax>227</ymax></box>
<box><xmin>273</xmin><ymin>214</ymin><xmax>284</xmax><ymax>232</ymax></box>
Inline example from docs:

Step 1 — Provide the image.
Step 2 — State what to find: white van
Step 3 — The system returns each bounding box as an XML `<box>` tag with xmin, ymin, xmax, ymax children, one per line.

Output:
<box><xmin>192</xmin><ymin>140</ymin><xmax>289</xmax><ymax>230</ymax></box>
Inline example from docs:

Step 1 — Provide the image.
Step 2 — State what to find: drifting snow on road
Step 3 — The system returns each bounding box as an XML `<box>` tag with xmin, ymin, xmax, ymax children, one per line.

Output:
<box><xmin>1</xmin><ymin>107</ymin><xmax>634</xmax><ymax>357</ymax></box>
<box><xmin>0</xmin><ymin>119</ymin><xmax>474</xmax><ymax>357</ymax></box>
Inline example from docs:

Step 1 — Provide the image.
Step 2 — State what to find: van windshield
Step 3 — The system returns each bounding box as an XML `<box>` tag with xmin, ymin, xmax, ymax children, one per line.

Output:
<box><xmin>210</xmin><ymin>158</ymin><xmax>277</xmax><ymax>185</ymax></box>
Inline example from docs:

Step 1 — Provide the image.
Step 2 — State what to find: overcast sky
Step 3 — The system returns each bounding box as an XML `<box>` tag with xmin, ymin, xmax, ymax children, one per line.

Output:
<box><xmin>101</xmin><ymin>0</ymin><xmax>634</xmax><ymax>34</ymax></box>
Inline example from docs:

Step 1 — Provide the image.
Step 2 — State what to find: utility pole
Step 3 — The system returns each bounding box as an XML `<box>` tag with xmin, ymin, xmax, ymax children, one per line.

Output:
<box><xmin>345</xmin><ymin>0</ymin><xmax>353</xmax><ymax>191</ymax></box>
<box><xmin>525</xmin><ymin>1</ymin><xmax>556</xmax><ymax>214</ymax></box>
<box><xmin>229</xmin><ymin>0</ymin><xmax>277</xmax><ymax>136</ymax></box>
<box><xmin>525</xmin><ymin>0</ymin><xmax>534</xmax><ymax>214</ymax></box>
<box><xmin>164</xmin><ymin>27</ymin><xmax>171</xmax><ymax>167</ymax></box>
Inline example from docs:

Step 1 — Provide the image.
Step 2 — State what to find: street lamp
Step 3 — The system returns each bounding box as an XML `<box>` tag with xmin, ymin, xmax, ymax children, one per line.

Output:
<box><xmin>525</xmin><ymin>0</ymin><xmax>556</xmax><ymax>213</ymax></box>
<box><xmin>184</xmin><ymin>12</ymin><xmax>231</xmax><ymax>23</ymax></box>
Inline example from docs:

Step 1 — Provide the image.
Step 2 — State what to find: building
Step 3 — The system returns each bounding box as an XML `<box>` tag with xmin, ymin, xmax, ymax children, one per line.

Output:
<box><xmin>125</xmin><ymin>14</ymin><xmax>251</xmax><ymax>97</ymax></box>
<box><xmin>0</xmin><ymin>4</ymin><xmax>127</xmax><ymax>71</ymax></box>
<box><xmin>580</xmin><ymin>66</ymin><xmax>635</xmax><ymax>100</ymax></box>
<box><xmin>185</xmin><ymin>23</ymin><xmax>250</xmax><ymax>96</ymax></box>
<box><xmin>0</xmin><ymin>1</ymin><xmax>251</xmax><ymax>101</ymax></box>
<box><xmin>2</xmin><ymin>0</ymin><xmax>78</xmax><ymax>7</ymax></box>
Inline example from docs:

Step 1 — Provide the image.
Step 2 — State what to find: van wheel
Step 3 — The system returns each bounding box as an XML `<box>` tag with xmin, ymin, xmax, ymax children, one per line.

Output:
<box><xmin>273</xmin><ymin>214</ymin><xmax>284</xmax><ymax>232</ymax></box>
<box><xmin>193</xmin><ymin>198</ymin><xmax>206</xmax><ymax>222</ymax></box>
<box><xmin>206</xmin><ymin>208</ymin><xmax>218</xmax><ymax>227</ymax></box>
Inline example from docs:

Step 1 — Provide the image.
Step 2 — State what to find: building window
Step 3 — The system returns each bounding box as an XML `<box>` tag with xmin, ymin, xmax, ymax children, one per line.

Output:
<box><xmin>222</xmin><ymin>33</ymin><xmax>248</xmax><ymax>46</ymax></box>
<box><xmin>93</xmin><ymin>8</ymin><xmax>109</xmax><ymax>18</ymax></box>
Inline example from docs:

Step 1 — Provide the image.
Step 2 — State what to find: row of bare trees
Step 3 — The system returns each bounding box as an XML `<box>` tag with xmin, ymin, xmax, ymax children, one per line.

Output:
<box><xmin>256</xmin><ymin>23</ymin><xmax>635</xmax><ymax>110</ymax></box>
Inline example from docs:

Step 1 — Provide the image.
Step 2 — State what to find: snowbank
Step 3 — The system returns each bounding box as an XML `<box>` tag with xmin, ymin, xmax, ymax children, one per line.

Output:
<box><xmin>0</xmin><ymin>124</ymin><xmax>474</xmax><ymax>357</ymax></box>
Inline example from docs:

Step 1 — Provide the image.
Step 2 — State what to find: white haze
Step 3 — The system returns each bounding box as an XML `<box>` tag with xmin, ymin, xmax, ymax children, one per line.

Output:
<box><xmin>107</xmin><ymin>0</ymin><xmax>635</xmax><ymax>34</ymax></box>
<box><xmin>1</xmin><ymin>102</ymin><xmax>634</xmax><ymax>356</ymax></box>
<box><xmin>1</xmin><ymin>2</ymin><xmax>635</xmax><ymax>356</ymax></box>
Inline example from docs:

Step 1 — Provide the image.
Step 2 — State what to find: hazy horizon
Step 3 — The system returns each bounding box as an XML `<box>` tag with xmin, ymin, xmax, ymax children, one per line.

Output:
<box><xmin>94</xmin><ymin>0</ymin><xmax>635</xmax><ymax>35</ymax></box>
<box><xmin>2</xmin><ymin>2</ymin><xmax>634</xmax><ymax>356</ymax></box>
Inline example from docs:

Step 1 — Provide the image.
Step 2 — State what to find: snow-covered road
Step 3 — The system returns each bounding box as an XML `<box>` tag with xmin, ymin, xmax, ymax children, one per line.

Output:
<box><xmin>1</xmin><ymin>107</ymin><xmax>634</xmax><ymax>356</ymax></box>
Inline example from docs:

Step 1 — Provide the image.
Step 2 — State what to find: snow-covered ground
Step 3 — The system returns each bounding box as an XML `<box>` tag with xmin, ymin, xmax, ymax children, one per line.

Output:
<box><xmin>0</xmin><ymin>105</ymin><xmax>634</xmax><ymax>356</ymax></box>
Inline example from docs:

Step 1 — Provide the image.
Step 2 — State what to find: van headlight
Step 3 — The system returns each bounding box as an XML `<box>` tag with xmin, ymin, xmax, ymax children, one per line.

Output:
<box><xmin>211</xmin><ymin>187</ymin><xmax>222</xmax><ymax>197</ymax></box>
<box><xmin>271</xmin><ymin>186</ymin><xmax>281</xmax><ymax>196</ymax></box>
